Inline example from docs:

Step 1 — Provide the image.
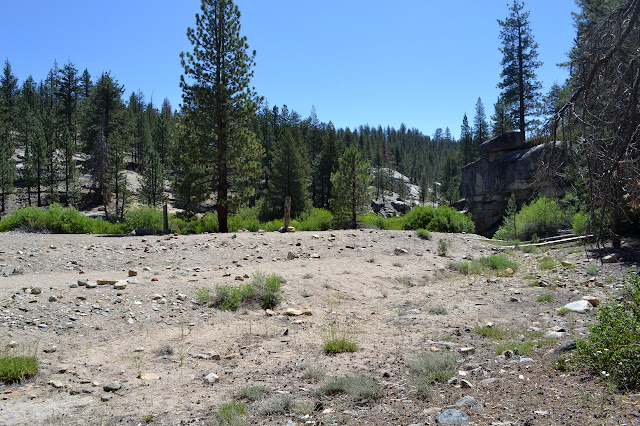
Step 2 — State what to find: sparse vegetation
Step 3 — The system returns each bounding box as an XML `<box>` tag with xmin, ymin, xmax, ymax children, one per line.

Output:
<box><xmin>587</xmin><ymin>264</ymin><xmax>598</xmax><ymax>276</ymax></box>
<box><xmin>258</xmin><ymin>394</ymin><xmax>313</xmax><ymax>416</ymax></box>
<box><xmin>407</xmin><ymin>351</ymin><xmax>458</xmax><ymax>399</ymax></box>
<box><xmin>216</xmin><ymin>401</ymin><xmax>247</xmax><ymax>426</ymax></box>
<box><xmin>318</xmin><ymin>375</ymin><xmax>383</xmax><ymax>403</ymax></box>
<box><xmin>235</xmin><ymin>385</ymin><xmax>271</xmax><ymax>403</ymax></box>
<box><xmin>573</xmin><ymin>272</ymin><xmax>640</xmax><ymax>390</ymax></box>
<box><xmin>416</xmin><ymin>228</ymin><xmax>431</xmax><ymax>240</ymax></box>
<box><xmin>153</xmin><ymin>344</ymin><xmax>174</xmax><ymax>357</ymax></box>
<box><xmin>195</xmin><ymin>287</ymin><xmax>212</xmax><ymax>305</ymax></box>
<box><xmin>437</xmin><ymin>238</ymin><xmax>451</xmax><ymax>256</ymax></box>
<box><xmin>557</xmin><ymin>307</ymin><xmax>572</xmax><ymax>315</ymax></box>
<box><xmin>537</xmin><ymin>293</ymin><xmax>554</xmax><ymax>302</ymax></box>
<box><xmin>322</xmin><ymin>324</ymin><xmax>359</xmax><ymax>354</ymax></box>
<box><xmin>538</xmin><ymin>256</ymin><xmax>557</xmax><ymax>270</ymax></box>
<box><xmin>208</xmin><ymin>272</ymin><xmax>283</xmax><ymax>311</ymax></box>
<box><xmin>475</xmin><ymin>325</ymin><xmax>505</xmax><ymax>340</ymax></box>
<box><xmin>402</xmin><ymin>205</ymin><xmax>475</xmax><ymax>233</ymax></box>
<box><xmin>0</xmin><ymin>347</ymin><xmax>38</xmax><ymax>384</ymax></box>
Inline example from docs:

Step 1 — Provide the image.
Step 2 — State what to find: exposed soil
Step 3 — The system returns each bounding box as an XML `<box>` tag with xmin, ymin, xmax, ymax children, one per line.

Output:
<box><xmin>0</xmin><ymin>230</ymin><xmax>639</xmax><ymax>425</ymax></box>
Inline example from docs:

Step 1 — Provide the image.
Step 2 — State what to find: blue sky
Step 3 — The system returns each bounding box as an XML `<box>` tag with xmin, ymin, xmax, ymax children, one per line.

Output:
<box><xmin>2</xmin><ymin>1</ymin><xmax>577</xmax><ymax>139</ymax></box>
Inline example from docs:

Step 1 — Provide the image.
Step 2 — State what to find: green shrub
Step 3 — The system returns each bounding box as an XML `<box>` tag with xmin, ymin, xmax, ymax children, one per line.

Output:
<box><xmin>195</xmin><ymin>287</ymin><xmax>212</xmax><ymax>305</ymax></box>
<box><xmin>193</xmin><ymin>212</ymin><xmax>219</xmax><ymax>233</ymax></box>
<box><xmin>586</xmin><ymin>264</ymin><xmax>598</xmax><ymax>276</ymax></box>
<box><xmin>494</xmin><ymin>196</ymin><xmax>572</xmax><ymax>241</ymax></box>
<box><xmin>0</xmin><ymin>348</ymin><xmax>38</xmax><ymax>384</ymax></box>
<box><xmin>437</xmin><ymin>238</ymin><xmax>451</xmax><ymax>256</ymax></box>
<box><xmin>416</xmin><ymin>228</ymin><xmax>431</xmax><ymax>240</ymax></box>
<box><xmin>235</xmin><ymin>385</ymin><xmax>271</xmax><ymax>402</ymax></box>
<box><xmin>481</xmin><ymin>254</ymin><xmax>518</xmax><ymax>272</ymax></box>
<box><xmin>537</xmin><ymin>293</ymin><xmax>554</xmax><ymax>302</ymax></box>
<box><xmin>360</xmin><ymin>212</ymin><xmax>387</xmax><ymax>229</ymax></box>
<box><xmin>571</xmin><ymin>211</ymin><xmax>590</xmax><ymax>235</ymax></box>
<box><xmin>0</xmin><ymin>205</ymin><xmax>125</xmax><ymax>234</ymax></box>
<box><xmin>402</xmin><ymin>205</ymin><xmax>475</xmax><ymax>233</ymax></box>
<box><xmin>297</xmin><ymin>208</ymin><xmax>334</xmax><ymax>231</ymax></box>
<box><xmin>573</xmin><ymin>272</ymin><xmax>640</xmax><ymax>390</ymax></box>
<box><xmin>210</xmin><ymin>272</ymin><xmax>283</xmax><ymax>311</ymax></box>
<box><xmin>124</xmin><ymin>206</ymin><xmax>163</xmax><ymax>231</ymax></box>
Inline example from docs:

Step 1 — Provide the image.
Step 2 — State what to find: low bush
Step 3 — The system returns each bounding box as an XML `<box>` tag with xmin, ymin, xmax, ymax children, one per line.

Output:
<box><xmin>216</xmin><ymin>401</ymin><xmax>246</xmax><ymax>426</ymax></box>
<box><xmin>317</xmin><ymin>375</ymin><xmax>383</xmax><ymax>403</ymax></box>
<box><xmin>416</xmin><ymin>228</ymin><xmax>431</xmax><ymax>240</ymax></box>
<box><xmin>124</xmin><ymin>206</ymin><xmax>164</xmax><ymax>231</ymax></box>
<box><xmin>209</xmin><ymin>272</ymin><xmax>282</xmax><ymax>311</ymax></box>
<box><xmin>494</xmin><ymin>196</ymin><xmax>573</xmax><ymax>241</ymax></box>
<box><xmin>0</xmin><ymin>204</ymin><xmax>125</xmax><ymax>234</ymax></box>
<box><xmin>573</xmin><ymin>272</ymin><xmax>640</xmax><ymax>390</ymax></box>
<box><xmin>481</xmin><ymin>254</ymin><xmax>518</xmax><ymax>272</ymax></box>
<box><xmin>437</xmin><ymin>238</ymin><xmax>451</xmax><ymax>256</ymax></box>
<box><xmin>402</xmin><ymin>205</ymin><xmax>475</xmax><ymax>233</ymax></box>
<box><xmin>407</xmin><ymin>351</ymin><xmax>457</xmax><ymax>399</ymax></box>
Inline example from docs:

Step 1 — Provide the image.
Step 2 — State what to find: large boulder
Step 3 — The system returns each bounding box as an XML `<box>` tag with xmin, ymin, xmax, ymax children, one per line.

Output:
<box><xmin>460</xmin><ymin>136</ymin><xmax>567</xmax><ymax>236</ymax></box>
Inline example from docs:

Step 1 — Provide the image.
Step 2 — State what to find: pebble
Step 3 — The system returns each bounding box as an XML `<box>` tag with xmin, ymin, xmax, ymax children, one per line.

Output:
<box><xmin>103</xmin><ymin>381</ymin><xmax>122</xmax><ymax>392</ymax></box>
<box><xmin>203</xmin><ymin>372</ymin><xmax>220</xmax><ymax>384</ymax></box>
<box><xmin>564</xmin><ymin>300</ymin><xmax>593</xmax><ymax>313</ymax></box>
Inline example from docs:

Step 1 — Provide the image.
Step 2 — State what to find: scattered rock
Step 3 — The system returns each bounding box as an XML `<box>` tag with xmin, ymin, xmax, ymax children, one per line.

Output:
<box><xmin>203</xmin><ymin>372</ymin><xmax>220</xmax><ymax>384</ymax></box>
<box><xmin>458</xmin><ymin>347</ymin><xmax>475</xmax><ymax>355</ymax></box>
<box><xmin>30</xmin><ymin>287</ymin><xmax>42</xmax><ymax>295</ymax></box>
<box><xmin>601</xmin><ymin>254</ymin><xmax>618</xmax><ymax>264</ymax></box>
<box><xmin>139</xmin><ymin>373</ymin><xmax>160</xmax><ymax>381</ymax></box>
<box><xmin>113</xmin><ymin>281</ymin><xmax>127</xmax><ymax>290</ymax></box>
<box><xmin>436</xmin><ymin>408</ymin><xmax>471</xmax><ymax>424</ymax></box>
<box><xmin>103</xmin><ymin>381</ymin><xmax>122</xmax><ymax>392</ymax></box>
<box><xmin>459</xmin><ymin>379</ymin><xmax>473</xmax><ymax>388</ymax></box>
<box><xmin>43</xmin><ymin>345</ymin><xmax>57</xmax><ymax>353</ymax></box>
<box><xmin>394</xmin><ymin>248</ymin><xmax>409</xmax><ymax>255</ymax></box>
<box><xmin>48</xmin><ymin>295</ymin><xmax>58</xmax><ymax>302</ymax></box>
<box><xmin>550</xmin><ymin>340</ymin><xmax>577</xmax><ymax>357</ymax></box>
<box><xmin>582</xmin><ymin>295</ymin><xmax>600</xmax><ymax>306</ymax></box>
<box><xmin>285</xmin><ymin>308</ymin><xmax>312</xmax><ymax>316</ymax></box>
<box><xmin>128</xmin><ymin>269</ymin><xmax>138</xmax><ymax>277</ymax></box>
<box><xmin>86</xmin><ymin>281</ymin><xmax>97</xmax><ymax>289</ymax></box>
<box><xmin>564</xmin><ymin>300</ymin><xmax>593</xmax><ymax>313</ymax></box>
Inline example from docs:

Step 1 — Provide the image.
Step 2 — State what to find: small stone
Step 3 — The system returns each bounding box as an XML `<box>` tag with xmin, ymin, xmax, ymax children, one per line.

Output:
<box><xmin>177</xmin><ymin>293</ymin><xmax>187</xmax><ymax>301</ymax></box>
<box><xmin>97</xmin><ymin>279</ymin><xmax>117</xmax><ymax>285</ymax></box>
<box><xmin>86</xmin><ymin>281</ymin><xmax>97</xmax><ymax>289</ymax></box>
<box><xmin>459</xmin><ymin>347</ymin><xmax>475</xmax><ymax>355</ymax></box>
<box><xmin>480</xmin><ymin>378</ymin><xmax>500</xmax><ymax>386</ymax></box>
<box><xmin>459</xmin><ymin>379</ymin><xmax>473</xmax><ymax>388</ymax></box>
<box><xmin>203</xmin><ymin>372</ymin><xmax>220</xmax><ymax>384</ymax></box>
<box><xmin>103</xmin><ymin>381</ymin><xmax>122</xmax><ymax>392</ymax></box>
<box><xmin>101</xmin><ymin>395</ymin><xmax>112</xmax><ymax>402</ymax></box>
<box><xmin>69</xmin><ymin>282</ymin><xmax>78</xmax><ymax>288</ymax></box>
<box><xmin>436</xmin><ymin>408</ymin><xmax>471</xmax><ymax>424</ymax></box>
<box><xmin>7</xmin><ymin>341</ymin><xmax>18</xmax><ymax>348</ymax></box>
<box><xmin>394</xmin><ymin>248</ymin><xmax>409</xmax><ymax>255</ymax></box>
<box><xmin>601</xmin><ymin>254</ymin><xmax>618</xmax><ymax>263</ymax></box>
<box><xmin>455</xmin><ymin>395</ymin><xmax>478</xmax><ymax>407</ymax></box>
<box><xmin>287</xmin><ymin>252</ymin><xmax>295</xmax><ymax>260</ymax></box>
<box><xmin>582</xmin><ymin>295</ymin><xmax>600</xmax><ymax>306</ymax></box>
<box><xmin>48</xmin><ymin>380</ymin><xmax>64</xmax><ymax>389</ymax></box>
<box><xmin>30</xmin><ymin>287</ymin><xmax>42</xmax><ymax>295</ymax></box>
<box><xmin>43</xmin><ymin>345</ymin><xmax>57</xmax><ymax>353</ymax></box>
<box><xmin>550</xmin><ymin>340</ymin><xmax>577</xmax><ymax>357</ymax></box>
<box><xmin>48</xmin><ymin>296</ymin><xmax>58</xmax><ymax>302</ymax></box>
<box><xmin>311</xmin><ymin>253</ymin><xmax>321</xmax><ymax>259</ymax></box>
<box><xmin>139</xmin><ymin>373</ymin><xmax>160</xmax><ymax>381</ymax></box>
<box><xmin>128</xmin><ymin>269</ymin><xmax>138</xmax><ymax>277</ymax></box>
<box><xmin>113</xmin><ymin>281</ymin><xmax>127</xmax><ymax>290</ymax></box>
<box><xmin>285</xmin><ymin>308</ymin><xmax>312</xmax><ymax>316</ymax></box>
<box><xmin>505</xmin><ymin>267</ymin><xmax>514</xmax><ymax>276</ymax></box>
<box><xmin>265</xmin><ymin>309</ymin><xmax>275</xmax><ymax>316</ymax></box>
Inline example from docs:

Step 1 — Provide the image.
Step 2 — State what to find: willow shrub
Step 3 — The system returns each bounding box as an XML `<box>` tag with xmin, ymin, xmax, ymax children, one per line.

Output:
<box><xmin>402</xmin><ymin>205</ymin><xmax>475</xmax><ymax>233</ymax></box>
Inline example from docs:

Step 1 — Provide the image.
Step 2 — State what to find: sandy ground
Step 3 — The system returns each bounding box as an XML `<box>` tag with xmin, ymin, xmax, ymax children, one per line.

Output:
<box><xmin>0</xmin><ymin>229</ymin><xmax>639</xmax><ymax>425</ymax></box>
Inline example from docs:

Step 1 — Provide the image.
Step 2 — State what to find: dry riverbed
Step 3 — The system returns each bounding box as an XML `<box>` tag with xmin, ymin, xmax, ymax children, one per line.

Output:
<box><xmin>0</xmin><ymin>230</ymin><xmax>639</xmax><ymax>425</ymax></box>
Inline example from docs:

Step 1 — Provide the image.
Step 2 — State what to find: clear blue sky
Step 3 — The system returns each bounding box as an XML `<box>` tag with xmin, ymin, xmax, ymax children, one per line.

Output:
<box><xmin>2</xmin><ymin>0</ymin><xmax>577</xmax><ymax>139</ymax></box>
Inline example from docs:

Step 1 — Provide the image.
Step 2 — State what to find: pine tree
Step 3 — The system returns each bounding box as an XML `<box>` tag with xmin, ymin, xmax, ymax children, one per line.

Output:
<box><xmin>497</xmin><ymin>0</ymin><xmax>542</xmax><ymax>140</ymax></box>
<box><xmin>0</xmin><ymin>60</ymin><xmax>18</xmax><ymax>212</ymax></box>
<box><xmin>81</xmin><ymin>72</ymin><xmax>126</xmax><ymax>213</ymax></box>
<box><xmin>180</xmin><ymin>0</ymin><xmax>263</xmax><ymax>232</ymax></box>
<box><xmin>491</xmin><ymin>95</ymin><xmax>516</xmax><ymax>137</ymax></box>
<box><xmin>57</xmin><ymin>61</ymin><xmax>80</xmax><ymax>205</ymax></box>
<box><xmin>330</xmin><ymin>146</ymin><xmax>372</xmax><ymax>229</ymax></box>
<box><xmin>473</xmin><ymin>97</ymin><xmax>489</xmax><ymax>145</ymax></box>
<box><xmin>460</xmin><ymin>113</ymin><xmax>474</xmax><ymax>165</ymax></box>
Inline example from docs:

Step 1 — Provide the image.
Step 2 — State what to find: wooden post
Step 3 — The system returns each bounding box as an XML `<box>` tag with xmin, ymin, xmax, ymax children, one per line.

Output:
<box><xmin>283</xmin><ymin>196</ymin><xmax>291</xmax><ymax>232</ymax></box>
<box><xmin>163</xmin><ymin>204</ymin><xmax>170</xmax><ymax>234</ymax></box>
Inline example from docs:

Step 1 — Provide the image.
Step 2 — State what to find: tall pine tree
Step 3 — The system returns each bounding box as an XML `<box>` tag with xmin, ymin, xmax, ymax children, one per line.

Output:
<box><xmin>180</xmin><ymin>0</ymin><xmax>263</xmax><ymax>232</ymax></box>
<box><xmin>497</xmin><ymin>0</ymin><xmax>542</xmax><ymax>140</ymax></box>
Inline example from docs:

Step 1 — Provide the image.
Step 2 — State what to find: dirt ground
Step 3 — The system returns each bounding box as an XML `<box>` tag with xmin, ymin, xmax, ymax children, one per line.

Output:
<box><xmin>1</xmin><ymin>229</ymin><xmax>639</xmax><ymax>425</ymax></box>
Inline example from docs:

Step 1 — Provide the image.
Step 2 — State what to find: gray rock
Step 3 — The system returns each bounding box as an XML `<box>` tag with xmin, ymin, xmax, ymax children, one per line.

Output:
<box><xmin>394</xmin><ymin>247</ymin><xmax>409</xmax><ymax>255</ymax></box>
<box><xmin>406</xmin><ymin>309</ymin><xmax>421</xmax><ymax>315</ymax></box>
<box><xmin>480</xmin><ymin>378</ymin><xmax>500</xmax><ymax>386</ymax></box>
<box><xmin>436</xmin><ymin>408</ymin><xmax>471</xmax><ymax>424</ymax></box>
<box><xmin>103</xmin><ymin>381</ymin><xmax>122</xmax><ymax>392</ymax></box>
<box><xmin>551</xmin><ymin>340</ymin><xmax>577</xmax><ymax>357</ymax></box>
<box><xmin>564</xmin><ymin>300</ymin><xmax>593</xmax><ymax>313</ymax></box>
<box><xmin>48</xmin><ymin>295</ymin><xmax>58</xmax><ymax>302</ymax></box>
<box><xmin>30</xmin><ymin>287</ymin><xmax>42</xmax><ymax>295</ymax></box>
<box><xmin>69</xmin><ymin>282</ymin><xmax>78</xmax><ymax>288</ymax></box>
<box><xmin>113</xmin><ymin>281</ymin><xmax>127</xmax><ymax>290</ymax></box>
<box><xmin>455</xmin><ymin>396</ymin><xmax>477</xmax><ymax>407</ymax></box>
<box><xmin>85</xmin><ymin>281</ymin><xmax>97</xmax><ymax>289</ymax></box>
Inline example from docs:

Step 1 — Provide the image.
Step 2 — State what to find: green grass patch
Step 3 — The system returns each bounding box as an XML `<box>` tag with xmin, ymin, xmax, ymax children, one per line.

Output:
<box><xmin>235</xmin><ymin>385</ymin><xmax>271</xmax><ymax>403</ymax></box>
<box><xmin>216</xmin><ymin>401</ymin><xmax>246</xmax><ymax>426</ymax></box>
<box><xmin>209</xmin><ymin>272</ymin><xmax>282</xmax><ymax>311</ymax></box>
<box><xmin>407</xmin><ymin>351</ymin><xmax>458</xmax><ymax>399</ymax></box>
<box><xmin>475</xmin><ymin>325</ymin><xmax>505</xmax><ymax>340</ymax></box>
<box><xmin>322</xmin><ymin>325</ymin><xmax>358</xmax><ymax>354</ymax></box>
<box><xmin>0</xmin><ymin>348</ymin><xmax>38</xmax><ymax>384</ymax></box>
<box><xmin>416</xmin><ymin>228</ymin><xmax>431</xmax><ymax>240</ymax></box>
<box><xmin>586</xmin><ymin>264</ymin><xmax>598</xmax><ymax>276</ymax></box>
<box><xmin>402</xmin><ymin>205</ymin><xmax>475</xmax><ymax>233</ymax></box>
<box><xmin>538</xmin><ymin>256</ymin><xmax>557</xmax><ymax>270</ymax></box>
<box><xmin>537</xmin><ymin>293</ymin><xmax>554</xmax><ymax>302</ymax></box>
